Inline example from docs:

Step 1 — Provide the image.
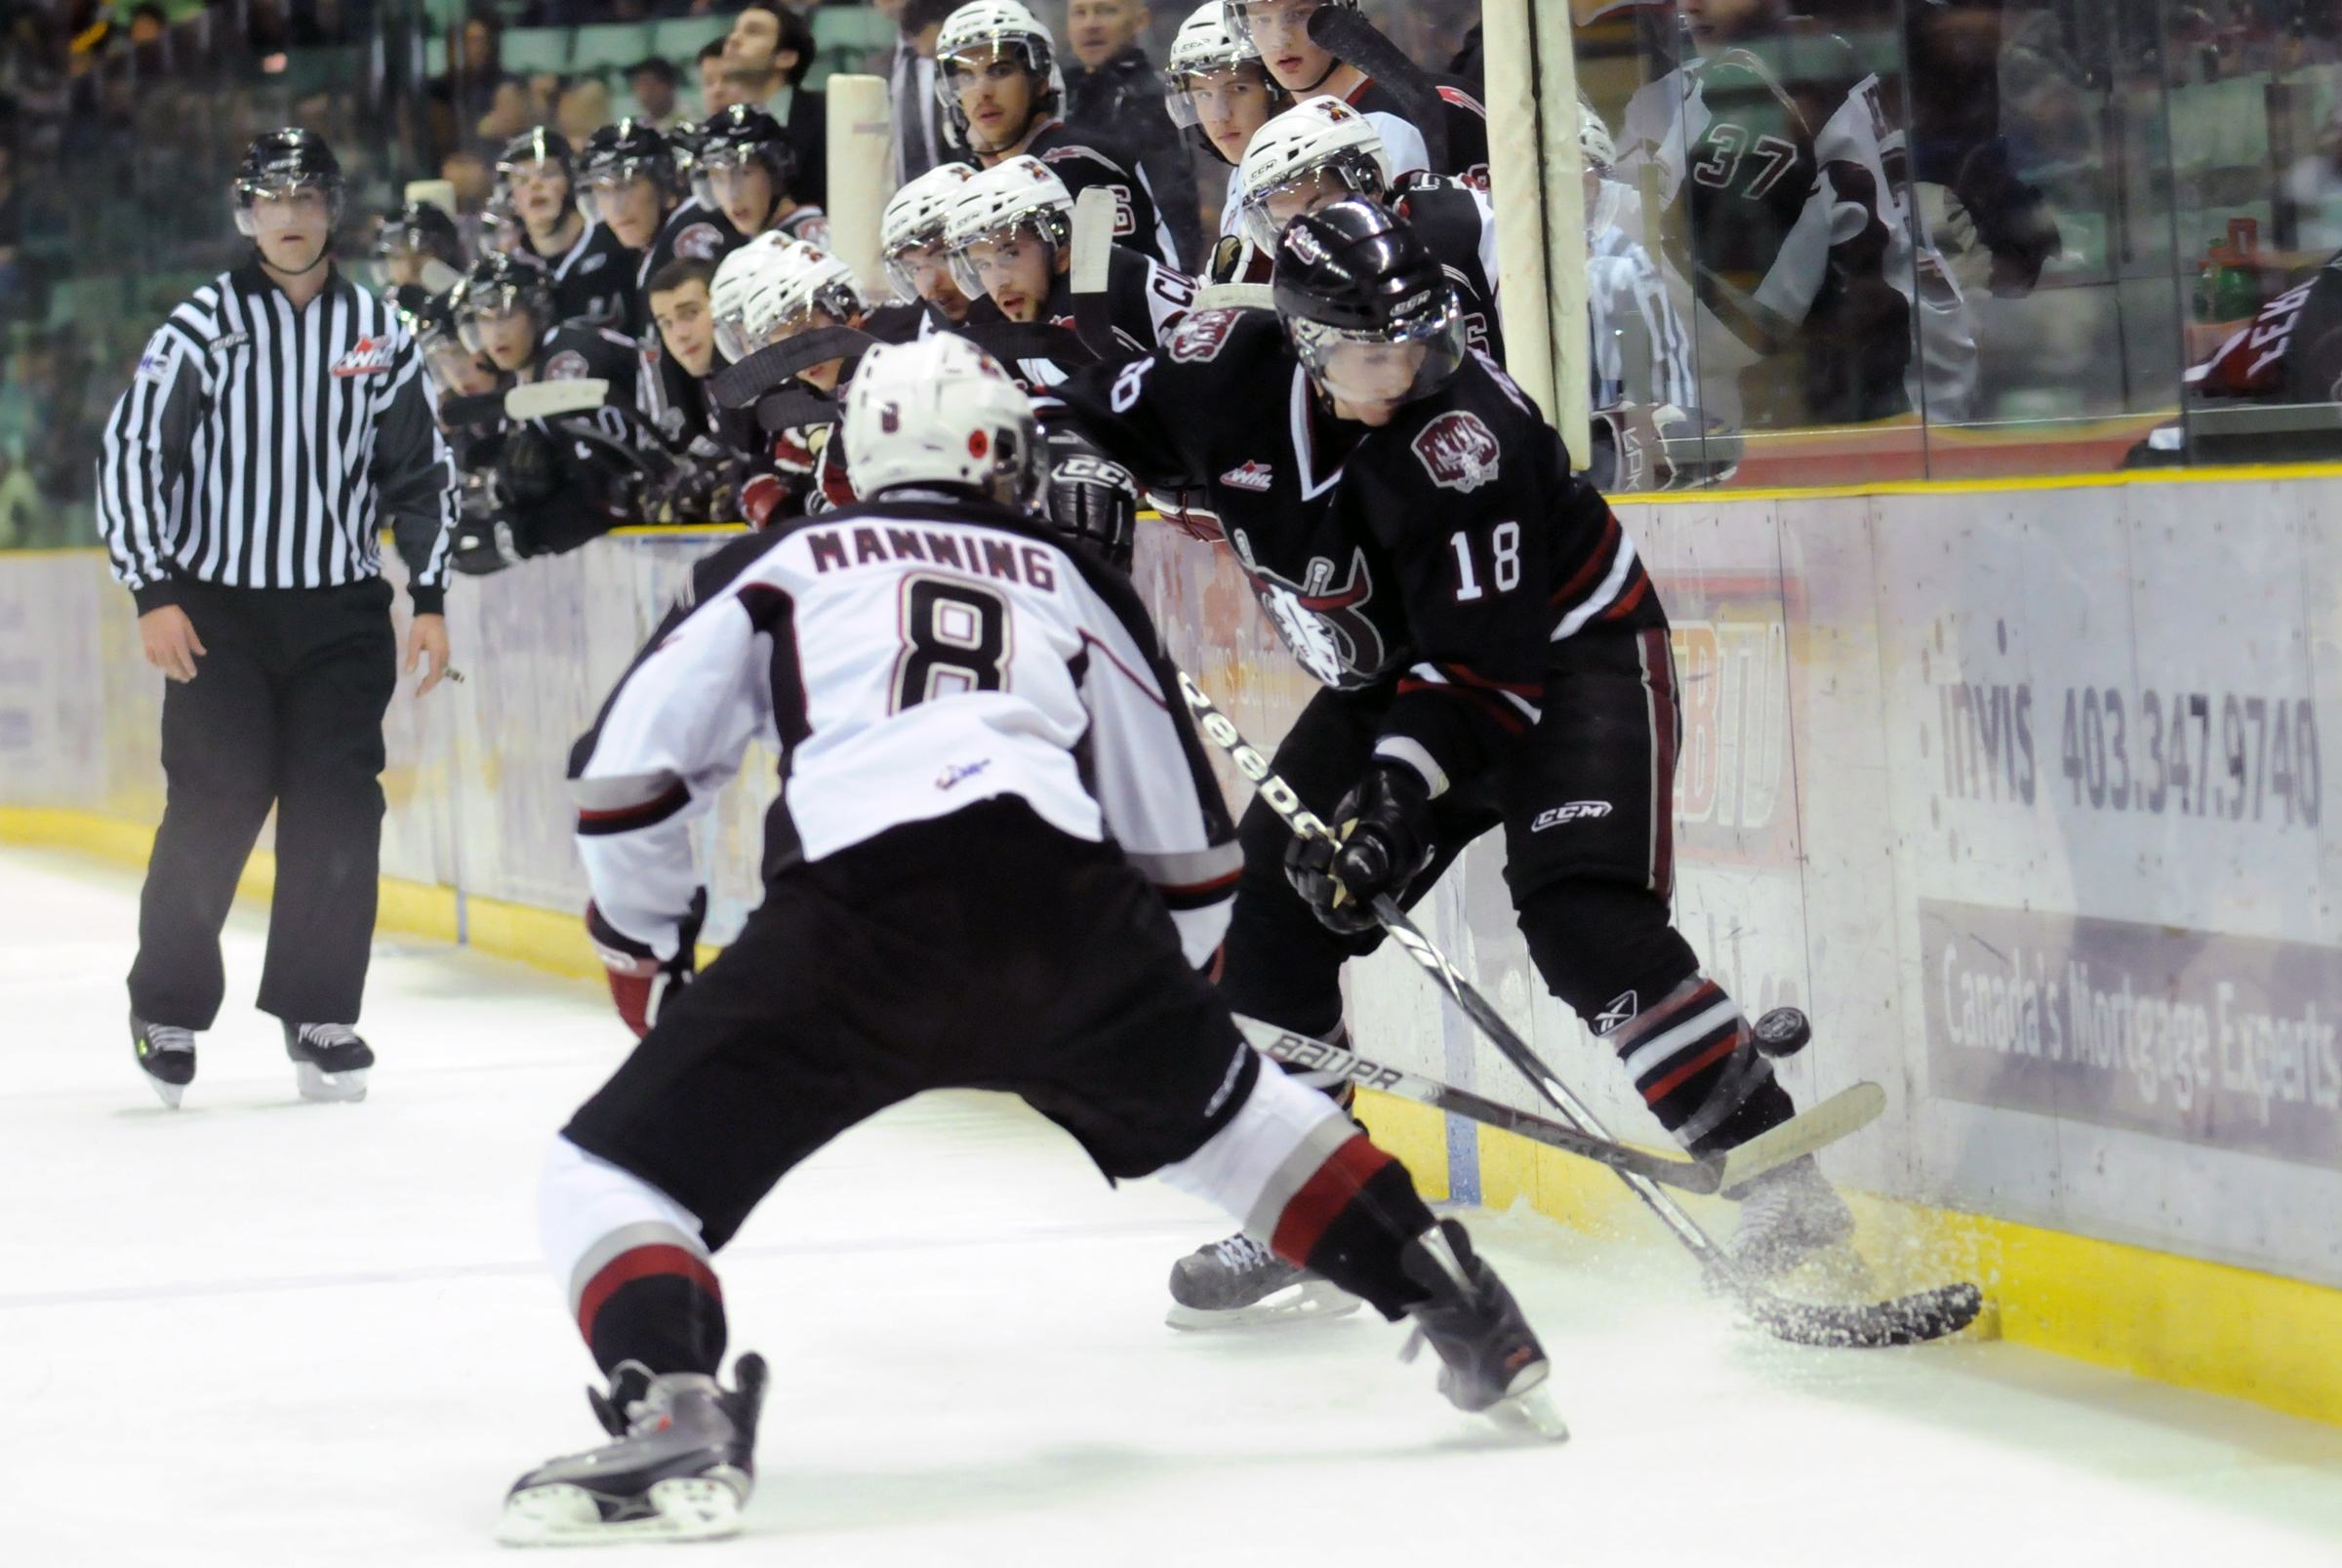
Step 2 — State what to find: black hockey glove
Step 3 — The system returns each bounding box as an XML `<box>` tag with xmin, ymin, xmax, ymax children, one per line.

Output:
<box><xmin>586</xmin><ymin>890</ymin><xmax>706</xmax><ymax>1040</ymax></box>
<box><xmin>1283</xmin><ymin>762</ymin><xmax>1432</xmax><ymax>936</ymax></box>
<box><xmin>1042</xmin><ymin>424</ymin><xmax>1140</xmax><ymax>572</ymax></box>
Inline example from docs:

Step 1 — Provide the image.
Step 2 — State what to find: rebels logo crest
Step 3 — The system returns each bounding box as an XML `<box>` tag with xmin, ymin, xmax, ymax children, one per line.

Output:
<box><xmin>1227</xmin><ymin>531</ymin><xmax>1390</xmax><ymax>688</ymax></box>
<box><xmin>1168</xmin><ymin>308</ymin><xmax>1240</xmax><ymax>363</ymax></box>
<box><xmin>672</xmin><ymin>221</ymin><xmax>726</xmax><ymax>261</ymax></box>
<box><xmin>1412</xmin><ymin>410</ymin><xmax>1501</xmax><ymax>492</ymax></box>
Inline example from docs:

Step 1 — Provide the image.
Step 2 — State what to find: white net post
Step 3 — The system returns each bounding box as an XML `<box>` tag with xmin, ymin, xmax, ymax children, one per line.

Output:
<box><xmin>824</xmin><ymin>75</ymin><xmax>895</xmax><ymax>299</ymax></box>
<box><xmin>1483</xmin><ymin>0</ymin><xmax>1590</xmax><ymax>465</ymax></box>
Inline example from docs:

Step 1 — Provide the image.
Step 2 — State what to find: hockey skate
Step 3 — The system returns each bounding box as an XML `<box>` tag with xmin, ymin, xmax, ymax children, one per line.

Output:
<box><xmin>1727</xmin><ymin>1154</ymin><xmax>1856</xmax><ymax>1282</ymax></box>
<box><xmin>1397</xmin><ymin>1220</ymin><xmax>1567</xmax><ymax>1441</ymax></box>
<box><xmin>1165</xmin><ymin>1231</ymin><xmax>1363</xmax><ymax>1330</ymax></box>
<box><xmin>282</xmin><ymin>1022</ymin><xmax>374</xmax><ymax>1103</ymax></box>
<box><xmin>129</xmin><ymin>1012</ymin><xmax>196</xmax><ymax>1108</ymax></box>
<box><xmin>498</xmin><ymin>1354</ymin><xmax>768</xmax><ymax>1547</ymax></box>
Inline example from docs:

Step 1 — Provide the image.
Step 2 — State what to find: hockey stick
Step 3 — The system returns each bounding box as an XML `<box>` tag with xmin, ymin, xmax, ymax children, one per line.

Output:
<box><xmin>709</xmin><ymin>329</ymin><xmax>882</xmax><ymax>412</ymax></box>
<box><xmin>1177</xmin><ymin>669</ymin><xmax>1983</xmax><ymax>1347</ymax></box>
<box><xmin>505</xmin><ymin>379</ymin><xmax>613</xmax><ymax>421</ymax></box>
<box><xmin>1191</xmin><ymin>283</ymin><xmax>1276</xmax><ymax>312</ymax></box>
<box><xmin>1236</xmin><ymin>1018</ymin><xmax>1881</xmax><ymax>1196</ymax></box>
<box><xmin>1308</xmin><ymin>8</ymin><xmax>1449</xmax><ymax>176</ymax></box>
<box><xmin>1070</xmin><ymin>186</ymin><xmax>1119</xmax><ymax>360</ymax></box>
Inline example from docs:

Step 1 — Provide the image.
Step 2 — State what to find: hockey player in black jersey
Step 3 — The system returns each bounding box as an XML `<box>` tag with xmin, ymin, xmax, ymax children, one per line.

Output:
<box><xmin>498</xmin><ymin>127</ymin><xmax>638</xmax><ymax>330</ymax></box>
<box><xmin>934</xmin><ymin>0</ymin><xmax>1181</xmax><ymax>266</ymax></box>
<box><xmin>1165</xmin><ymin>2</ymin><xmax>1288</xmax><ymax>277</ymax></box>
<box><xmin>454</xmin><ymin>253</ymin><xmax>638</xmax><ymax>400</ymax></box>
<box><xmin>580</xmin><ymin>120</ymin><xmax>742</xmax><ymax>431</ymax></box>
<box><xmin>943</xmin><ymin>155</ymin><xmax>1194</xmax><ymax>387</ymax></box>
<box><xmin>370</xmin><ymin>201</ymin><xmax>464</xmax><ymax>301</ymax></box>
<box><xmin>1047</xmin><ymin>200</ymin><xmax>1855</xmax><ymax>1325</ymax></box>
<box><xmin>694</xmin><ymin>104</ymin><xmax>829</xmax><ymax>252</ymax></box>
<box><xmin>878</xmin><ymin>163</ymin><xmax>979</xmax><ymax>325</ymax></box>
<box><xmin>1226</xmin><ymin>0</ymin><xmax>1489</xmax><ymax>186</ymax></box>
<box><xmin>494</xmin><ymin>334</ymin><xmax>1560</xmax><ymax>1546</ymax></box>
<box><xmin>1236</xmin><ymin>97</ymin><xmax>1501</xmax><ymax>361</ymax></box>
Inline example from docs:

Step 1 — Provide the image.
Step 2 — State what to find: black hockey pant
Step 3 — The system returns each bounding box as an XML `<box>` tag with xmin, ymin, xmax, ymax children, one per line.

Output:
<box><xmin>128</xmin><ymin>579</ymin><xmax>399</xmax><ymax>1030</ymax></box>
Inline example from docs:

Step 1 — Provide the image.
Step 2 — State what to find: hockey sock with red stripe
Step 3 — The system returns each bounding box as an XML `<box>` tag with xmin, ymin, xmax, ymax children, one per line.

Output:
<box><xmin>1599</xmin><ymin>974</ymin><xmax>1794</xmax><ymax>1154</ymax></box>
<box><xmin>573</xmin><ymin>1237</ymin><xmax>728</xmax><ymax>1380</ymax></box>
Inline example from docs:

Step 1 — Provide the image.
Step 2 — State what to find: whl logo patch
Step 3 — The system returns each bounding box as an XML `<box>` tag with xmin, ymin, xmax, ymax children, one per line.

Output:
<box><xmin>1219</xmin><ymin>461</ymin><xmax>1272</xmax><ymax>492</ymax></box>
<box><xmin>1531</xmin><ymin>800</ymin><xmax>1612</xmax><ymax>831</ymax></box>
<box><xmin>332</xmin><ymin>336</ymin><xmax>396</xmax><ymax>377</ymax></box>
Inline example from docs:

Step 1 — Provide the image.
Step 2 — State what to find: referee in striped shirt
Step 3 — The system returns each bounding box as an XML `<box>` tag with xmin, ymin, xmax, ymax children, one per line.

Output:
<box><xmin>97</xmin><ymin>129</ymin><xmax>458</xmax><ymax>1109</ymax></box>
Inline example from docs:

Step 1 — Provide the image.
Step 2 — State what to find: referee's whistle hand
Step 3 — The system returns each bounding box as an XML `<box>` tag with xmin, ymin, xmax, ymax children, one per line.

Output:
<box><xmin>138</xmin><ymin>606</ymin><xmax>206</xmax><ymax>684</ymax></box>
<box><xmin>405</xmin><ymin>613</ymin><xmax>452</xmax><ymax>698</ymax></box>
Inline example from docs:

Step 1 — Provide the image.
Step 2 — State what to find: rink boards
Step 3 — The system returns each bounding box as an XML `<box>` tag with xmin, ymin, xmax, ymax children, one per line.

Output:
<box><xmin>3</xmin><ymin>464</ymin><xmax>2339</xmax><ymax>1421</ymax></box>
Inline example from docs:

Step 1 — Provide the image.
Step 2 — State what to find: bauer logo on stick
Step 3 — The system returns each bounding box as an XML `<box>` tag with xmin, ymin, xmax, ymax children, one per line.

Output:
<box><xmin>1411</xmin><ymin>410</ymin><xmax>1500</xmax><ymax>492</ymax></box>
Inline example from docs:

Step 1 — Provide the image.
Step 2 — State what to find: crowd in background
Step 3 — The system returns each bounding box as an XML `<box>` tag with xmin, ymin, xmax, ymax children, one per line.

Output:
<box><xmin>7</xmin><ymin>0</ymin><xmax>2342</xmax><ymax>550</ymax></box>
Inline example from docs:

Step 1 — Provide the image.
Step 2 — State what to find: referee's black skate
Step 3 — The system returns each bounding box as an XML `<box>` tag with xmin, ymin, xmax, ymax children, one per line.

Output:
<box><xmin>1165</xmin><ymin>1231</ymin><xmax>1363</xmax><ymax>1329</ymax></box>
<box><xmin>129</xmin><ymin>1012</ymin><xmax>197</xmax><ymax>1108</ymax></box>
<box><xmin>1398</xmin><ymin>1220</ymin><xmax>1567</xmax><ymax>1440</ymax></box>
<box><xmin>282</xmin><ymin>1022</ymin><xmax>374</xmax><ymax>1103</ymax></box>
<box><xmin>498</xmin><ymin>1353</ymin><xmax>768</xmax><ymax>1546</ymax></box>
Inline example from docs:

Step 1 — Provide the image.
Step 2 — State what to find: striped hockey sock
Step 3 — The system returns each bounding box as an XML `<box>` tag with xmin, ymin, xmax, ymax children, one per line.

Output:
<box><xmin>1599</xmin><ymin>975</ymin><xmax>1793</xmax><ymax>1154</ymax></box>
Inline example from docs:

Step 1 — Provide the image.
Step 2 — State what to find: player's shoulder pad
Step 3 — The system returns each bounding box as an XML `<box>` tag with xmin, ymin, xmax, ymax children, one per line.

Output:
<box><xmin>1037</xmin><ymin>138</ymin><xmax>1136</xmax><ymax>179</ymax></box>
<box><xmin>681</xmin><ymin>525</ymin><xmax>793</xmax><ymax>613</ymax></box>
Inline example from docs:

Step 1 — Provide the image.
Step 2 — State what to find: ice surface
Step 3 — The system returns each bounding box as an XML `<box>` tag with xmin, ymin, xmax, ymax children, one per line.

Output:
<box><xmin>6</xmin><ymin>846</ymin><xmax>2342</xmax><ymax>1566</ymax></box>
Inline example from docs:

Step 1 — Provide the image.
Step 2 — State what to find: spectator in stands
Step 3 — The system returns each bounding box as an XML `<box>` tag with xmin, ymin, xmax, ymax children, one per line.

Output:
<box><xmin>556</xmin><ymin>73</ymin><xmax>614</xmax><ymax>146</ymax></box>
<box><xmin>725</xmin><ymin>4</ymin><xmax>827</xmax><ymax>207</ymax></box>
<box><xmin>889</xmin><ymin>0</ymin><xmax>957</xmax><ymax>183</ymax></box>
<box><xmin>698</xmin><ymin>38</ymin><xmax>747</xmax><ymax>116</ymax></box>
<box><xmin>626</xmin><ymin>58</ymin><xmax>688</xmax><ymax>134</ymax></box>
<box><xmin>1064</xmin><ymin>0</ymin><xmax>1201</xmax><ymax>266</ymax></box>
<box><xmin>429</xmin><ymin>11</ymin><xmax>508</xmax><ymax>161</ymax></box>
<box><xmin>479</xmin><ymin>76</ymin><xmax>535</xmax><ymax>144</ymax></box>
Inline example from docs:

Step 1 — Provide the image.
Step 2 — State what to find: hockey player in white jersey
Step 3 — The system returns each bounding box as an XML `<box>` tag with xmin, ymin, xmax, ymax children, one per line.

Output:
<box><xmin>495</xmin><ymin>335</ymin><xmax>1561</xmax><ymax>1545</ymax></box>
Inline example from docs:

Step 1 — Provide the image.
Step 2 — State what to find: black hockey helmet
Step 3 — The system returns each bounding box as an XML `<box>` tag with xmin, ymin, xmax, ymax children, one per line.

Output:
<box><xmin>579</xmin><ymin>118</ymin><xmax>680</xmax><ymax>214</ymax></box>
<box><xmin>1272</xmin><ymin>196</ymin><xmax>1468</xmax><ymax>408</ymax></box>
<box><xmin>692</xmin><ymin>105</ymin><xmax>797</xmax><ymax>221</ymax></box>
<box><xmin>497</xmin><ymin>126</ymin><xmax>578</xmax><ymax>210</ymax></box>
<box><xmin>232</xmin><ymin>128</ymin><xmax>344</xmax><ymax>234</ymax></box>
<box><xmin>450</xmin><ymin>253</ymin><xmax>554</xmax><ymax>353</ymax></box>
<box><xmin>374</xmin><ymin>201</ymin><xmax>463</xmax><ymax>267</ymax></box>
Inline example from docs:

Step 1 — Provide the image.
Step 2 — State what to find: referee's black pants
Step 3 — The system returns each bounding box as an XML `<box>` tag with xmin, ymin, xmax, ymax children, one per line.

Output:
<box><xmin>128</xmin><ymin>579</ymin><xmax>399</xmax><ymax>1031</ymax></box>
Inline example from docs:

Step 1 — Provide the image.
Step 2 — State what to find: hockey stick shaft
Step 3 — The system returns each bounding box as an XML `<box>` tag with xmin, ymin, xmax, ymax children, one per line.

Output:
<box><xmin>1070</xmin><ymin>187</ymin><xmax>1118</xmax><ymax>360</ymax></box>
<box><xmin>1174</xmin><ymin>669</ymin><xmax>1979</xmax><ymax>1346</ymax></box>
<box><xmin>1308</xmin><ymin>9</ymin><xmax>1449</xmax><ymax>176</ymax></box>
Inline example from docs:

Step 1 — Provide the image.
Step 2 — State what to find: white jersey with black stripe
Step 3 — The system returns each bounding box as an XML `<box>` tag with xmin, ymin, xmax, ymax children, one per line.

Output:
<box><xmin>569</xmin><ymin>496</ymin><xmax>1241</xmax><ymax>966</ymax></box>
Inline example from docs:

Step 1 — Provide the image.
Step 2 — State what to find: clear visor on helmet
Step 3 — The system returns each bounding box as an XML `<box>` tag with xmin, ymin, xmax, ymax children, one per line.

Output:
<box><xmin>1240</xmin><ymin>163</ymin><xmax>1369</xmax><ymax>254</ymax></box>
<box><xmin>1166</xmin><ymin>61</ymin><xmax>1262</xmax><ymax>129</ymax></box>
<box><xmin>882</xmin><ymin>231</ymin><xmax>951</xmax><ymax>303</ymax></box>
<box><xmin>1288</xmin><ymin>298</ymin><xmax>1469</xmax><ymax>411</ymax></box>
<box><xmin>935</xmin><ymin>37</ymin><xmax>1041</xmax><ymax>101</ymax></box>
<box><xmin>233</xmin><ymin>178</ymin><xmax>341</xmax><ymax>237</ymax></box>
<box><xmin>690</xmin><ymin>146</ymin><xmax>768</xmax><ymax>211</ymax></box>
<box><xmin>947</xmin><ymin>217</ymin><xmax>1057</xmax><ymax>302</ymax></box>
<box><xmin>713</xmin><ymin>292</ymin><xmax>757</xmax><ymax>364</ymax></box>
<box><xmin>422</xmin><ymin>336</ymin><xmax>493</xmax><ymax>397</ymax></box>
<box><xmin>1225</xmin><ymin>0</ymin><xmax>1322</xmax><ymax>48</ymax></box>
<box><xmin>455</xmin><ymin>283</ymin><xmax>538</xmax><ymax>354</ymax></box>
<box><xmin>500</xmin><ymin>156</ymin><xmax>568</xmax><ymax>200</ymax></box>
<box><xmin>578</xmin><ymin>161</ymin><xmax>655</xmax><ymax>223</ymax></box>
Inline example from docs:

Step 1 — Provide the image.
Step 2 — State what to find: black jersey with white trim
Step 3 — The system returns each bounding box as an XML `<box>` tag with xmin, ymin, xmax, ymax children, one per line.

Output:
<box><xmin>566</xmin><ymin>497</ymin><xmax>1242</xmax><ymax>965</ymax></box>
<box><xmin>1393</xmin><ymin>173</ymin><xmax>1503</xmax><ymax>364</ymax></box>
<box><xmin>526</xmin><ymin>218</ymin><xmax>638</xmax><ymax>330</ymax></box>
<box><xmin>772</xmin><ymin>203</ymin><xmax>831</xmax><ymax>249</ymax></box>
<box><xmin>957</xmin><ymin>247</ymin><xmax>1194</xmax><ymax>391</ymax></box>
<box><xmin>1346</xmin><ymin>75</ymin><xmax>1490</xmax><ymax>189</ymax></box>
<box><xmin>1021</xmin><ymin>120</ymin><xmax>1178</xmax><ymax>267</ymax></box>
<box><xmin>1047</xmin><ymin>310</ymin><xmax>1659</xmax><ymax>794</ymax></box>
<box><xmin>632</xmin><ymin>199</ymin><xmax>740</xmax><ymax>336</ymax></box>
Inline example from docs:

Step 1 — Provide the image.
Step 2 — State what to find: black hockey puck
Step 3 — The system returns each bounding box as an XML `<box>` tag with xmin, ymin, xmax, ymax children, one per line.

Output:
<box><xmin>1752</xmin><ymin>1007</ymin><xmax>1812</xmax><ymax>1058</ymax></box>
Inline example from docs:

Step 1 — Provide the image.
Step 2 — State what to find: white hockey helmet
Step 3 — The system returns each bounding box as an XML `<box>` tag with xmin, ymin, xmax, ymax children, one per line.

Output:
<box><xmin>1578</xmin><ymin>100</ymin><xmax>1627</xmax><ymax>237</ymax></box>
<box><xmin>941</xmin><ymin>155</ymin><xmax>1073</xmax><ymax>300</ymax></box>
<box><xmin>844</xmin><ymin>334</ymin><xmax>1045</xmax><ymax>507</ymax></box>
<box><xmin>708</xmin><ymin>231</ymin><xmax>798</xmax><ymax>363</ymax></box>
<box><xmin>879</xmin><ymin>163</ymin><xmax>978</xmax><ymax>300</ymax></box>
<box><xmin>1165</xmin><ymin>4</ymin><xmax>1287</xmax><ymax>139</ymax></box>
<box><xmin>1236</xmin><ymin>98</ymin><xmax>1393</xmax><ymax>254</ymax></box>
<box><xmin>933</xmin><ymin>1</ymin><xmax>1064</xmax><ymax>146</ymax></box>
<box><xmin>742</xmin><ymin>241</ymin><xmax>867</xmax><ymax>351</ymax></box>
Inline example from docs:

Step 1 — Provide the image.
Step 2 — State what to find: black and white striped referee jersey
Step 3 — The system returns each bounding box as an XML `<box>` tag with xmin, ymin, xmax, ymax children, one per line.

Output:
<box><xmin>97</xmin><ymin>260</ymin><xmax>458</xmax><ymax>615</ymax></box>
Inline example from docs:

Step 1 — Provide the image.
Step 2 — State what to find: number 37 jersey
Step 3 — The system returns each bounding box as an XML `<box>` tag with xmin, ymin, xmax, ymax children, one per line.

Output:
<box><xmin>568</xmin><ymin>495</ymin><xmax>1241</xmax><ymax>967</ymax></box>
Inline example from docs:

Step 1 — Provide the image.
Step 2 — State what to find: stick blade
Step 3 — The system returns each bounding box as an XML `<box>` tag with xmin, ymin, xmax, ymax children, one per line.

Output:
<box><xmin>1737</xmin><ymin>1281</ymin><xmax>1985</xmax><ymax>1348</ymax></box>
<box><xmin>1070</xmin><ymin>187</ymin><xmax>1117</xmax><ymax>358</ymax></box>
<box><xmin>504</xmin><ymin>379</ymin><xmax>611</xmax><ymax>421</ymax></box>
<box><xmin>1716</xmin><ymin>1081</ymin><xmax>1886</xmax><ymax>1194</ymax></box>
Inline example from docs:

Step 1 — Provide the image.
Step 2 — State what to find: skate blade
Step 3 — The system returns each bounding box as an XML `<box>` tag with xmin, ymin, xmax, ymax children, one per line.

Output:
<box><xmin>142</xmin><ymin>1076</ymin><xmax>186</xmax><ymax>1110</ymax></box>
<box><xmin>1165</xmin><ymin>1277</ymin><xmax>1364</xmax><ymax>1332</ymax></box>
<box><xmin>1486</xmin><ymin>1371</ymin><xmax>1571</xmax><ymax>1444</ymax></box>
<box><xmin>495</xmin><ymin>1474</ymin><xmax>745</xmax><ymax>1547</ymax></box>
<box><xmin>295</xmin><ymin>1063</ymin><xmax>369</xmax><ymax>1104</ymax></box>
